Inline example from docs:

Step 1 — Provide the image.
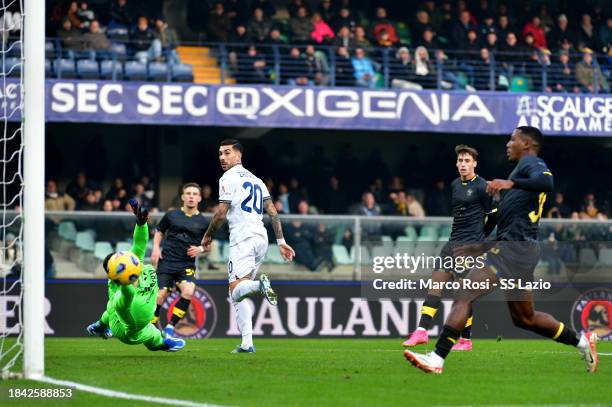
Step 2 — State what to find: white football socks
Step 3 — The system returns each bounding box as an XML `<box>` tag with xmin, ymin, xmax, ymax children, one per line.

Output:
<box><xmin>231</xmin><ymin>280</ymin><xmax>260</xmax><ymax>302</ymax></box>
<box><xmin>232</xmin><ymin>298</ymin><xmax>253</xmax><ymax>349</ymax></box>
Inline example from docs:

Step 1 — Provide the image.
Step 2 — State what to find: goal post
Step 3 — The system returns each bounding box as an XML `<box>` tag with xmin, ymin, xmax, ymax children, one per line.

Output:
<box><xmin>23</xmin><ymin>0</ymin><xmax>46</xmax><ymax>379</ymax></box>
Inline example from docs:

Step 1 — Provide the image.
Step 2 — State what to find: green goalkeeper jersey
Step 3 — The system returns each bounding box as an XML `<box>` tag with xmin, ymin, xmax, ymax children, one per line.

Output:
<box><xmin>107</xmin><ymin>223</ymin><xmax>158</xmax><ymax>332</ymax></box>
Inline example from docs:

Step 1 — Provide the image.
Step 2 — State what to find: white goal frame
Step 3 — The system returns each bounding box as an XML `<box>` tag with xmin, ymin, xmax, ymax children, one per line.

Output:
<box><xmin>22</xmin><ymin>0</ymin><xmax>45</xmax><ymax>379</ymax></box>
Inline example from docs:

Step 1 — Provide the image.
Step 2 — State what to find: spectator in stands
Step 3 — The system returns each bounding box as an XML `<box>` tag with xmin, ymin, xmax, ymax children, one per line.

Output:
<box><xmin>266</xmin><ymin>28</ymin><xmax>286</xmax><ymax>46</ymax></box>
<box><xmin>57</xmin><ymin>18</ymin><xmax>83</xmax><ymax>55</ymax></box>
<box><xmin>288</xmin><ymin>0</ymin><xmax>308</xmax><ymax>19</ymax></box>
<box><xmin>224</xmin><ymin>0</ymin><xmax>249</xmax><ymax>26</ymax></box>
<box><xmin>356</xmin><ymin>192</ymin><xmax>380</xmax><ymax>216</ymax></box>
<box><xmin>83</xmin><ymin>20</ymin><xmax>111</xmax><ymax>56</ymax></box>
<box><xmin>102</xmin><ymin>199</ymin><xmax>114</xmax><ymax>212</ymax></box>
<box><xmin>282</xmin><ymin>47</ymin><xmax>312</xmax><ymax>85</ymax></box>
<box><xmin>207</xmin><ymin>2</ymin><xmax>231</xmax><ymax>42</ymax></box>
<box><xmin>105</xmin><ymin>177</ymin><xmax>124</xmax><ymax>200</ymax></box>
<box><xmin>523</xmin><ymin>32</ymin><xmax>540</xmax><ymax>53</ymax></box>
<box><xmin>478</xmin><ymin>15</ymin><xmax>496</xmax><ymax>40</ymax></box>
<box><xmin>305</xmin><ymin>44</ymin><xmax>328</xmax><ymax>85</ymax></box>
<box><xmin>417</xmin><ymin>28</ymin><xmax>440</xmax><ymax>49</ymax></box>
<box><xmin>577</xmin><ymin>14</ymin><xmax>599</xmax><ymax>52</ymax></box>
<box><xmin>132</xmin><ymin>182</ymin><xmax>152</xmax><ymax>208</ymax></box>
<box><xmin>452</xmin><ymin>10</ymin><xmax>476</xmax><ymax>48</ymax></box>
<box><xmin>579</xmin><ymin>193</ymin><xmax>601</xmax><ymax>220</ymax></box>
<box><xmin>547</xmin><ymin>192</ymin><xmax>571</xmax><ymax>219</ymax></box>
<box><xmin>465</xmin><ymin>28</ymin><xmax>482</xmax><ymax>53</ymax></box>
<box><xmin>333</xmin><ymin>7</ymin><xmax>356</xmax><ymax>32</ymax></box>
<box><xmin>425</xmin><ymin>180</ymin><xmax>451</xmax><ymax>216</ymax></box>
<box><xmin>45</xmin><ymin>180</ymin><xmax>76</xmax><ymax>211</ymax></box>
<box><xmin>317</xmin><ymin>0</ymin><xmax>334</xmax><ymax>24</ymax></box>
<box><xmin>473</xmin><ymin>0</ymin><xmax>492</xmax><ymax>23</ymax></box>
<box><xmin>277</xmin><ymin>183</ymin><xmax>290</xmax><ymax>213</ymax></box>
<box><xmin>248</xmin><ymin>7</ymin><xmax>272</xmax><ymax>43</ymax></box>
<box><xmin>575</xmin><ymin>49</ymin><xmax>607</xmax><ymax>93</ymax></box>
<box><xmin>599</xmin><ymin>17</ymin><xmax>612</xmax><ymax>53</ymax></box>
<box><xmin>388</xmin><ymin>191</ymin><xmax>409</xmax><ymax>216</ymax></box>
<box><xmin>526</xmin><ymin>49</ymin><xmax>550</xmax><ymax>91</ymax></box>
<box><xmin>473</xmin><ymin>47</ymin><xmax>495</xmax><ymax>90</ymax></box>
<box><xmin>311</xmin><ymin>12</ymin><xmax>334</xmax><ymax>44</ymax></box>
<box><xmin>80</xmin><ymin>190</ymin><xmax>101</xmax><ymax>211</ymax></box>
<box><xmin>290</xmin><ymin>6</ymin><xmax>312</xmax><ymax>44</ymax></box>
<box><xmin>154</xmin><ymin>18</ymin><xmax>179</xmax><ymax>64</ymax></box>
<box><xmin>369</xmin><ymin>7</ymin><xmax>399</xmax><ymax>45</ymax></box>
<box><xmin>321</xmin><ymin>176</ymin><xmax>349</xmax><ymax>214</ymax></box>
<box><xmin>67</xmin><ymin>1</ymin><xmax>84</xmax><ymax>31</ymax></box>
<box><xmin>228</xmin><ymin>25</ymin><xmax>249</xmax><ymax>69</ymax></box>
<box><xmin>497</xmin><ymin>14</ymin><xmax>512</xmax><ymax>41</ymax></box>
<box><xmin>76</xmin><ymin>1</ymin><xmax>95</xmax><ymax>30</ymax></box>
<box><xmin>548</xmin><ymin>50</ymin><xmax>577</xmax><ymax>93</ymax></box>
<box><xmin>333</xmin><ymin>26</ymin><xmax>353</xmax><ymax>49</ymax></box>
<box><xmin>522</xmin><ymin>15</ymin><xmax>547</xmax><ymax>49</ymax></box>
<box><xmin>334</xmin><ymin>46</ymin><xmax>355</xmax><ymax>86</ymax></box>
<box><xmin>66</xmin><ymin>171</ymin><xmax>91</xmax><ymax>208</ymax></box>
<box><xmin>373</xmin><ymin>29</ymin><xmax>397</xmax><ymax>62</ymax></box>
<box><xmin>132</xmin><ymin>16</ymin><xmax>161</xmax><ymax>63</ymax></box>
<box><xmin>199</xmin><ymin>184</ymin><xmax>215</xmax><ymax>212</ymax></box>
<box><xmin>353</xmin><ymin>26</ymin><xmax>371</xmax><ymax>48</ymax></box>
<box><xmin>390</xmin><ymin>47</ymin><xmax>420</xmax><ymax>90</ymax></box>
<box><xmin>434</xmin><ymin>50</ymin><xmax>470</xmax><ymax>90</ymax></box>
<box><xmin>548</xmin><ymin>14</ymin><xmax>576</xmax><ymax>52</ymax></box>
<box><xmin>413</xmin><ymin>46</ymin><xmax>436</xmax><ymax>89</ymax></box>
<box><xmin>236</xmin><ymin>45</ymin><xmax>268</xmax><ymax>83</ymax></box>
<box><xmin>286</xmin><ymin>217</ymin><xmax>320</xmax><ymax>271</ymax></box>
<box><xmin>109</xmin><ymin>0</ymin><xmax>132</xmax><ymax>30</ymax></box>
<box><xmin>412</xmin><ymin>10</ymin><xmax>432</xmax><ymax>43</ymax></box>
<box><xmin>251</xmin><ymin>0</ymin><xmax>276</xmax><ymax>18</ymax></box>
<box><xmin>406</xmin><ymin>193</ymin><xmax>425</xmax><ymax>217</ymax></box>
<box><xmin>498</xmin><ymin>31</ymin><xmax>524</xmax><ymax>70</ymax></box>
<box><xmin>485</xmin><ymin>30</ymin><xmax>498</xmax><ymax>51</ymax></box>
<box><xmin>351</xmin><ymin>47</ymin><xmax>377</xmax><ymax>88</ymax></box>
<box><xmin>313</xmin><ymin>223</ymin><xmax>335</xmax><ymax>272</ymax></box>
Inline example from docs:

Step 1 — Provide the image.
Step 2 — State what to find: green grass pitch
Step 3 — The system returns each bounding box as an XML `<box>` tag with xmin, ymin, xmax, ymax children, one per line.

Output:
<box><xmin>1</xmin><ymin>338</ymin><xmax>611</xmax><ymax>406</ymax></box>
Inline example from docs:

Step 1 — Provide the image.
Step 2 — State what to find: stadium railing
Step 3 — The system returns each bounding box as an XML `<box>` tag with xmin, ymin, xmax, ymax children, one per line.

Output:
<box><xmin>21</xmin><ymin>36</ymin><xmax>610</xmax><ymax>94</ymax></box>
<box><xmin>32</xmin><ymin>211</ymin><xmax>612</xmax><ymax>281</ymax></box>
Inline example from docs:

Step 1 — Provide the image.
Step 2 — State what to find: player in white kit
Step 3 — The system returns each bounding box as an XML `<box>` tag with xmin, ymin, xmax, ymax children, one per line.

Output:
<box><xmin>201</xmin><ymin>139</ymin><xmax>295</xmax><ymax>353</ymax></box>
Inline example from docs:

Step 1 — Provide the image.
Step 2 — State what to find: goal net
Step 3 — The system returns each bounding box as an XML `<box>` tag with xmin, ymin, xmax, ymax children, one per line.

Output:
<box><xmin>0</xmin><ymin>0</ymin><xmax>24</xmax><ymax>379</ymax></box>
<box><xmin>1</xmin><ymin>0</ymin><xmax>45</xmax><ymax>380</ymax></box>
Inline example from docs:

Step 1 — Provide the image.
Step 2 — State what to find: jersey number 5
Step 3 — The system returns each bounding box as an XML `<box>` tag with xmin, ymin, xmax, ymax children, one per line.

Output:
<box><xmin>241</xmin><ymin>182</ymin><xmax>263</xmax><ymax>214</ymax></box>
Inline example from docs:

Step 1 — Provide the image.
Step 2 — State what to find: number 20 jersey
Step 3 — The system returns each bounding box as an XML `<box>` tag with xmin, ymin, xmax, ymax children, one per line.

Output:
<box><xmin>219</xmin><ymin>164</ymin><xmax>271</xmax><ymax>246</ymax></box>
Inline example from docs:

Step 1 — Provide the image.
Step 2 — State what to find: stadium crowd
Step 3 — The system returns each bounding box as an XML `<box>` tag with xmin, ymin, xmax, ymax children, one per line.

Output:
<box><xmin>33</xmin><ymin>0</ymin><xmax>612</xmax><ymax>91</ymax></box>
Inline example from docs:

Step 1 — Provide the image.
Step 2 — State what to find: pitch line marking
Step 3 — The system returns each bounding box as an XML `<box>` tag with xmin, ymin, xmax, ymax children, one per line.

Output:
<box><xmin>36</xmin><ymin>376</ymin><xmax>229</xmax><ymax>407</ymax></box>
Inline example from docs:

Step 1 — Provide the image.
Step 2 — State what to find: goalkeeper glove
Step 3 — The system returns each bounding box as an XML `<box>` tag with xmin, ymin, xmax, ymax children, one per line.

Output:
<box><xmin>128</xmin><ymin>198</ymin><xmax>149</xmax><ymax>225</ymax></box>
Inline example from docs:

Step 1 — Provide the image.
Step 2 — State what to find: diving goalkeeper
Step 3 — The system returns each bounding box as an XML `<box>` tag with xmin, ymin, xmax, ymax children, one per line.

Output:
<box><xmin>86</xmin><ymin>199</ymin><xmax>185</xmax><ymax>352</ymax></box>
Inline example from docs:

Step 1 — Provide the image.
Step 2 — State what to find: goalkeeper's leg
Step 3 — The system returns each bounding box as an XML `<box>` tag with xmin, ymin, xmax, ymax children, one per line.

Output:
<box><xmin>140</xmin><ymin>324</ymin><xmax>186</xmax><ymax>352</ymax></box>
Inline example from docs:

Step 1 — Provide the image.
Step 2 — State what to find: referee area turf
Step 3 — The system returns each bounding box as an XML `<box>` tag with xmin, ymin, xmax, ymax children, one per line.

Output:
<box><xmin>1</xmin><ymin>338</ymin><xmax>610</xmax><ymax>406</ymax></box>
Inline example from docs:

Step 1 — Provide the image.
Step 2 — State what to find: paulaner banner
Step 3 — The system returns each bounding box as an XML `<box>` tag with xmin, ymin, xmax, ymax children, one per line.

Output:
<box><xmin>3</xmin><ymin>80</ymin><xmax>611</xmax><ymax>135</ymax></box>
<box><xmin>1</xmin><ymin>281</ymin><xmax>610</xmax><ymax>340</ymax></box>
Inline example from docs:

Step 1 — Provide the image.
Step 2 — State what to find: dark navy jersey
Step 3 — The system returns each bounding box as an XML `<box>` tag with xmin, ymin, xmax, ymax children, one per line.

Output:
<box><xmin>496</xmin><ymin>155</ymin><xmax>553</xmax><ymax>242</ymax></box>
<box><xmin>157</xmin><ymin>209</ymin><xmax>208</xmax><ymax>265</ymax></box>
<box><xmin>449</xmin><ymin>175</ymin><xmax>494</xmax><ymax>242</ymax></box>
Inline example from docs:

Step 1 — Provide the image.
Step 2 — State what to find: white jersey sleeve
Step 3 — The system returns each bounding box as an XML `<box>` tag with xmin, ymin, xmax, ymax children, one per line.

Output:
<box><xmin>220</xmin><ymin>165</ymin><xmax>269</xmax><ymax>246</ymax></box>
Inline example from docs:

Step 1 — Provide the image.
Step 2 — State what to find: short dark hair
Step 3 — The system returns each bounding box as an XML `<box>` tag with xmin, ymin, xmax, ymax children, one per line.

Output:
<box><xmin>455</xmin><ymin>144</ymin><xmax>478</xmax><ymax>160</ymax></box>
<box><xmin>220</xmin><ymin>139</ymin><xmax>244</xmax><ymax>154</ymax></box>
<box><xmin>182</xmin><ymin>182</ymin><xmax>201</xmax><ymax>193</ymax></box>
<box><xmin>516</xmin><ymin>126</ymin><xmax>543</xmax><ymax>150</ymax></box>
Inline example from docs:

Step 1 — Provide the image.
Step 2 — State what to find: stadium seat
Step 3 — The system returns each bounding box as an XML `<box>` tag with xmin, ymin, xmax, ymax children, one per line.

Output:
<box><xmin>148</xmin><ymin>61</ymin><xmax>169</xmax><ymax>82</ymax></box>
<box><xmin>598</xmin><ymin>248</ymin><xmax>612</xmax><ymax>266</ymax></box>
<box><xmin>76</xmin><ymin>59</ymin><xmax>99</xmax><ymax>79</ymax></box>
<box><xmin>124</xmin><ymin>61</ymin><xmax>147</xmax><ymax>81</ymax></box>
<box><xmin>58</xmin><ymin>222</ymin><xmax>77</xmax><ymax>241</ymax></box>
<box><xmin>116</xmin><ymin>241</ymin><xmax>131</xmax><ymax>252</ymax></box>
<box><xmin>419</xmin><ymin>225</ymin><xmax>439</xmax><ymax>240</ymax></box>
<box><xmin>75</xmin><ymin>232</ymin><xmax>95</xmax><ymax>252</ymax></box>
<box><xmin>371</xmin><ymin>244</ymin><xmax>394</xmax><ymax>258</ymax></box>
<box><xmin>171</xmin><ymin>63</ymin><xmax>193</xmax><ymax>82</ymax></box>
<box><xmin>45</xmin><ymin>59</ymin><xmax>52</xmax><ymax>76</ymax></box>
<box><xmin>110</xmin><ymin>42</ymin><xmax>128</xmax><ymax>61</ymax></box>
<box><xmin>403</xmin><ymin>226</ymin><xmax>418</xmax><ymax>241</ymax></box>
<box><xmin>94</xmin><ymin>242</ymin><xmax>113</xmax><ymax>261</ymax></box>
<box><xmin>45</xmin><ymin>40</ymin><xmax>56</xmax><ymax>59</ymax></box>
<box><xmin>414</xmin><ymin>241</ymin><xmax>436</xmax><ymax>257</ymax></box>
<box><xmin>53</xmin><ymin>58</ymin><xmax>76</xmax><ymax>78</ymax></box>
<box><xmin>265</xmin><ymin>244</ymin><xmax>285</xmax><ymax>264</ymax></box>
<box><xmin>5</xmin><ymin>57</ymin><xmax>21</xmax><ymax>77</ymax></box>
<box><xmin>509</xmin><ymin>76</ymin><xmax>530</xmax><ymax>92</ymax></box>
<box><xmin>578</xmin><ymin>248</ymin><xmax>597</xmax><ymax>267</ymax></box>
<box><xmin>439</xmin><ymin>225</ymin><xmax>452</xmax><ymax>239</ymax></box>
<box><xmin>332</xmin><ymin>245</ymin><xmax>352</xmax><ymax>265</ymax></box>
<box><xmin>100</xmin><ymin>59</ymin><xmax>123</xmax><ymax>80</ymax></box>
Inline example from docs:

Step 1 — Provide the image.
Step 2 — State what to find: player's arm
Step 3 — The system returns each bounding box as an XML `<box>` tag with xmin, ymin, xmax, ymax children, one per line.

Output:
<box><xmin>486</xmin><ymin>158</ymin><xmax>553</xmax><ymax>195</ymax></box>
<box><xmin>128</xmin><ymin>199</ymin><xmax>149</xmax><ymax>262</ymax></box>
<box><xmin>264</xmin><ymin>198</ymin><xmax>295</xmax><ymax>261</ymax></box>
<box><xmin>201</xmin><ymin>202</ymin><xmax>230</xmax><ymax>251</ymax></box>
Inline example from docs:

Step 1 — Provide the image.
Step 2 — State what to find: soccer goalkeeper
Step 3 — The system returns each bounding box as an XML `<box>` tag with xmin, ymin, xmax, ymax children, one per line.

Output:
<box><xmin>86</xmin><ymin>199</ymin><xmax>185</xmax><ymax>352</ymax></box>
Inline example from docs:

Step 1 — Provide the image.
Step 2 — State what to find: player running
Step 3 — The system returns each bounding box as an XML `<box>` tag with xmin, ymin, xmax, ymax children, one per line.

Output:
<box><xmin>151</xmin><ymin>183</ymin><xmax>208</xmax><ymax>338</ymax></box>
<box><xmin>403</xmin><ymin>145</ymin><xmax>496</xmax><ymax>351</ymax></box>
<box><xmin>87</xmin><ymin>199</ymin><xmax>186</xmax><ymax>352</ymax></box>
<box><xmin>201</xmin><ymin>139</ymin><xmax>295</xmax><ymax>353</ymax></box>
<box><xmin>404</xmin><ymin>126</ymin><xmax>598</xmax><ymax>374</ymax></box>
